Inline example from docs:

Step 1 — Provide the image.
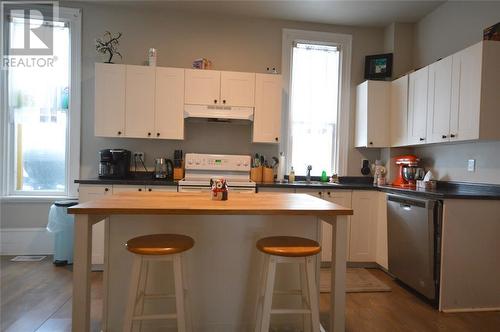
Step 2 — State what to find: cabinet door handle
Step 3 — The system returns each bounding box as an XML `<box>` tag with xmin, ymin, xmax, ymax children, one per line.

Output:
<box><xmin>442</xmin><ymin>135</ymin><xmax>447</xmax><ymax>139</ymax></box>
<box><xmin>156</xmin><ymin>133</ymin><xmax>160</xmax><ymax>137</ymax></box>
<box><xmin>275</xmin><ymin>137</ymin><xmax>279</xmax><ymax>142</ymax></box>
<box><xmin>223</xmin><ymin>99</ymin><xmax>226</xmax><ymax>104</ymax></box>
<box><xmin>327</xmin><ymin>192</ymin><xmax>331</xmax><ymax>196</ymax></box>
<box><xmin>104</xmin><ymin>188</ymin><xmax>109</xmax><ymax>192</ymax></box>
<box><xmin>148</xmin><ymin>188</ymin><xmax>152</xmax><ymax>192</ymax></box>
<box><xmin>117</xmin><ymin>131</ymin><xmax>122</xmax><ymax>135</ymax></box>
<box><xmin>147</xmin><ymin>132</ymin><xmax>151</xmax><ymax>137</ymax></box>
<box><xmin>138</xmin><ymin>188</ymin><xmax>142</xmax><ymax>192</ymax></box>
<box><xmin>419</xmin><ymin>137</ymin><xmax>425</xmax><ymax>141</ymax></box>
<box><xmin>369</xmin><ymin>141</ymin><xmax>374</xmax><ymax>145</ymax></box>
<box><xmin>214</xmin><ymin>99</ymin><xmax>218</xmax><ymax>104</ymax></box>
<box><xmin>450</xmin><ymin>134</ymin><xmax>456</xmax><ymax>138</ymax></box>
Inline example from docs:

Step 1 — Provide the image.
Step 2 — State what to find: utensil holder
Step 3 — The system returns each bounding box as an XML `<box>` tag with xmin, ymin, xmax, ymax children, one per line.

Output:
<box><xmin>250</xmin><ymin>166</ymin><xmax>263</xmax><ymax>183</ymax></box>
<box><xmin>173</xmin><ymin>167</ymin><xmax>184</xmax><ymax>181</ymax></box>
<box><xmin>262</xmin><ymin>167</ymin><xmax>274</xmax><ymax>183</ymax></box>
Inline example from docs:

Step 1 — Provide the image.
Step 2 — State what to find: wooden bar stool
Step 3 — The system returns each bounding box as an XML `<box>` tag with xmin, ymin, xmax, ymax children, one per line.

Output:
<box><xmin>255</xmin><ymin>236</ymin><xmax>321</xmax><ymax>332</ymax></box>
<box><xmin>123</xmin><ymin>234</ymin><xmax>194</xmax><ymax>332</ymax></box>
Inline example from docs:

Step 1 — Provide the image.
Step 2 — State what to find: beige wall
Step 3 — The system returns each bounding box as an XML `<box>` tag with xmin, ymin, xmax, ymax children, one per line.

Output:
<box><xmin>413</xmin><ymin>1</ymin><xmax>500</xmax><ymax>184</ymax></box>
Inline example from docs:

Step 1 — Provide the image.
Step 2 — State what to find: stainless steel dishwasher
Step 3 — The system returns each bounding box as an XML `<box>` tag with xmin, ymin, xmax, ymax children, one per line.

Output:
<box><xmin>387</xmin><ymin>193</ymin><xmax>442</xmax><ymax>305</ymax></box>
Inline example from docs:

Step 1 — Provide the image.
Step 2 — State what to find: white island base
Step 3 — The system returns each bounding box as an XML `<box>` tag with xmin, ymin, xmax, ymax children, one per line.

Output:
<box><xmin>104</xmin><ymin>215</ymin><xmax>320</xmax><ymax>331</ymax></box>
<box><xmin>69</xmin><ymin>192</ymin><xmax>352</xmax><ymax>332</ymax></box>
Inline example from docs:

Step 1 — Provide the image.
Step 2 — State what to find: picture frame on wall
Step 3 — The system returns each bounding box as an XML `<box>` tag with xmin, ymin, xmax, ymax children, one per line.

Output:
<box><xmin>364</xmin><ymin>53</ymin><xmax>393</xmax><ymax>80</ymax></box>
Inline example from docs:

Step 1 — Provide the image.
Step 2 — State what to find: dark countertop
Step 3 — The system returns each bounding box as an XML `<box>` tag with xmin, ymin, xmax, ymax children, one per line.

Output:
<box><xmin>75</xmin><ymin>174</ymin><xmax>177</xmax><ymax>186</ymax></box>
<box><xmin>75</xmin><ymin>176</ymin><xmax>500</xmax><ymax>200</ymax></box>
<box><xmin>378</xmin><ymin>182</ymin><xmax>500</xmax><ymax>200</ymax></box>
<box><xmin>257</xmin><ymin>182</ymin><xmax>376</xmax><ymax>190</ymax></box>
<box><xmin>259</xmin><ymin>180</ymin><xmax>500</xmax><ymax>200</ymax></box>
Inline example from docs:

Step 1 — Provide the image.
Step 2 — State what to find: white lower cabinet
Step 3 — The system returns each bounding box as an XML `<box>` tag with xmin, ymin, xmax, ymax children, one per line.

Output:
<box><xmin>295</xmin><ymin>189</ymin><xmax>352</xmax><ymax>263</ymax></box>
<box><xmin>78</xmin><ymin>184</ymin><xmax>178</xmax><ymax>265</ymax></box>
<box><xmin>322</xmin><ymin>190</ymin><xmax>352</xmax><ymax>262</ymax></box>
<box><xmin>145</xmin><ymin>186</ymin><xmax>177</xmax><ymax>192</ymax></box>
<box><xmin>349</xmin><ymin>191</ymin><xmax>378</xmax><ymax>262</ymax></box>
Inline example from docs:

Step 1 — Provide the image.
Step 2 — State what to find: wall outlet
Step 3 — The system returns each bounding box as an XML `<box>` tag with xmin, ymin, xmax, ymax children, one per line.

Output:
<box><xmin>134</xmin><ymin>152</ymin><xmax>145</xmax><ymax>162</ymax></box>
<box><xmin>467</xmin><ymin>159</ymin><xmax>475</xmax><ymax>172</ymax></box>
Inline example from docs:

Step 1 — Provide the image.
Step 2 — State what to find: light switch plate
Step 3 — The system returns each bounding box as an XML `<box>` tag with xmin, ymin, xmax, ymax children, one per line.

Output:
<box><xmin>467</xmin><ymin>159</ymin><xmax>475</xmax><ymax>172</ymax></box>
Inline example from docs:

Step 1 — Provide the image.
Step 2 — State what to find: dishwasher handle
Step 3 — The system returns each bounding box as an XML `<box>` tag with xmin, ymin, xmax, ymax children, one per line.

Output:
<box><xmin>387</xmin><ymin>194</ymin><xmax>434</xmax><ymax>210</ymax></box>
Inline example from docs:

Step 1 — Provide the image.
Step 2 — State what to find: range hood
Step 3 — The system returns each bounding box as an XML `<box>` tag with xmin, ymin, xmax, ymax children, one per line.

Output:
<box><xmin>184</xmin><ymin>104</ymin><xmax>254</xmax><ymax>121</ymax></box>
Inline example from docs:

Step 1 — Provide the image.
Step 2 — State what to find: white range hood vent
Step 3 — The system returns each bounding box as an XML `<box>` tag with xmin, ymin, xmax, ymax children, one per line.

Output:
<box><xmin>184</xmin><ymin>104</ymin><xmax>254</xmax><ymax>121</ymax></box>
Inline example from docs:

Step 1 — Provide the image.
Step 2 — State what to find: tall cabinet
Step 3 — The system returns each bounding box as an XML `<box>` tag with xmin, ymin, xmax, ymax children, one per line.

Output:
<box><xmin>390</xmin><ymin>75</ymin><xmax>408</xmax><ymax>147</ymax></box>
<box><xmin>426</xmin><ymin>56</ymin><xmax>453</xmax><ymax>143</ymax></box>
<box><xmin>355</xmin><ymin>80</ymin><xmax>391</xmax><ymax>148</ymax></box>
<box><xmin>407</xmin><ymin>66</ymin><xmax>429</xmax><ymax>145</ymax></box>
<box><xmin>253</xmin><ymin>74</ymin><xmax>282</xmax><ymax>143</ymax></box>
<box><xmin>95</xmin><ymin>64</ymin><xmax>126</xmax><ymax>137</ymax></box>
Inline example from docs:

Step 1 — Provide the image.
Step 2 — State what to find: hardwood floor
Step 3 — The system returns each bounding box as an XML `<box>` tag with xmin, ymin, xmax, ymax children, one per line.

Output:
<box><xmin>1</xmin><ymin>256</ymin><xmax>499</xmax><ymax>331</ymax></box>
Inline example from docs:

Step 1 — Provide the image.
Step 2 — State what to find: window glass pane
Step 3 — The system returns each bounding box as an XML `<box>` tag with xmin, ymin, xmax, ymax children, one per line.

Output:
<box><xmin>290</xmin><ymin>42</ymin><xmax>340</xmax><ymax>176</ymax></box>
<box><xmin>8</xmin><ymin>20</ymin><xmax>70</xmax><ymax>193</ymax></box>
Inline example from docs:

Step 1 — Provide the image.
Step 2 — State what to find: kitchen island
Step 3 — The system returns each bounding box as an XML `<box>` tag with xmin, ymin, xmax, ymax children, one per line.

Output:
<box><xmin>68</xmin><ymin>192</ymin><xmax>352</xmax><ymax>332</ymax></box>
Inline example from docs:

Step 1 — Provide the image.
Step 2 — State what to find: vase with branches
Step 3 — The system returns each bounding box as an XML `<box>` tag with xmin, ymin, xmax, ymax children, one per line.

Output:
<box><xmin>96</xmin><ymin>31</ymin><xmax>123</xmax><ymax>64</ymax></box>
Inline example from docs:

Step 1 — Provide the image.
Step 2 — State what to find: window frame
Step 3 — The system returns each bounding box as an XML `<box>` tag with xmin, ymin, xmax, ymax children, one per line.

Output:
<box><xmin>0</xmin><ymin>6</ymin><xmax>81</xmax><ymax>199</ymax></box>
<box><xmin>282</xmin><ymin>29</ymin><xmax>352</xmax><ymax>176</ymax></box>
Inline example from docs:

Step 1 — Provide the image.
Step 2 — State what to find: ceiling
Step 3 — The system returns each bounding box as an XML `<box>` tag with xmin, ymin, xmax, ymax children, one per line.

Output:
<box><xmin>79</xmin><ymin>0</ymin><xmax>445</xmax><ymax>27</ymax></box>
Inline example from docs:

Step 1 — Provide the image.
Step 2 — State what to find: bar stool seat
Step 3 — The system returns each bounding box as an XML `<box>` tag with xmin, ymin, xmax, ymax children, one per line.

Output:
<box><xmin>126</xmin><ymin>234</ymin><xmax>194</xmax><ymax>255</ymax></box>
<box><xmin>123</xmin><ymin>233</ymin><xmax>194</xmax><ymax>332</ymax></box>
<box><xmin>255</xmin><ymin>236</ymin><xmax>321</xmax><ymax>332</ymax></box>
<box><xmin>256</xmin><ymin>236</ymin><xmax>321</xmax><ymax>257</ymax></box>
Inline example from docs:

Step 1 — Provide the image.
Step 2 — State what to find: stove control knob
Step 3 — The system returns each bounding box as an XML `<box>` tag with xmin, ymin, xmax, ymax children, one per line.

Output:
<box><xmin>195</xmin><ymin>159</ymin><xmax>201</xmax><ymax>165</ymax></box>
<box><xmin>243</xmin><ymin>161</ymin><xmax>249</xmax><ymax>167</ymax></box>
<box><xmin>236</xmin><ymin>161</ymin><xmax>241</xmax><ymax>166</ymax></box>
<box><xmin>187</xmin><ymin>160</ymin><xmax>193</xmax><ymax>166</ymax></box>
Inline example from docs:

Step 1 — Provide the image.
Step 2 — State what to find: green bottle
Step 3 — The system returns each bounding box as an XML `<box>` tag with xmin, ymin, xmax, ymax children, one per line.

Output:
<box><xmin>321</xmin><ymin>170</ymin><xmax>328</xmax><ymax>182</ymax></box>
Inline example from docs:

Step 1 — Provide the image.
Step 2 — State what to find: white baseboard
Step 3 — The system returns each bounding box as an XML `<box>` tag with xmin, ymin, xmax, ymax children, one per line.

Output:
<box><xmin>0</xmin><ymin>227</ymin><xmax>54</xmax><ymax>255</ymax></box>
<box><xmin>441</xmin><ymin>307</ymin><xmax>500</xmax><ymax>313</ymax></box>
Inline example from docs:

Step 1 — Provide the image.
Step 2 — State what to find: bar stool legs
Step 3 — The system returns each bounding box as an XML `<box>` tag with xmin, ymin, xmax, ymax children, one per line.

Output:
<box><xmin>255</xmin><ymin>255</ymin><xmax>321</xmax><ymax>332</ymax></box>
<box><xmin>123</xmin><ymin>253</ymin><xmax>190</xmax><ymax>332</ymax></box>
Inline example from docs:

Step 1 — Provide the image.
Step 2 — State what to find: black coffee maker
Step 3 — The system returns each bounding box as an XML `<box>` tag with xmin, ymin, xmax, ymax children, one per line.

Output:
<box><xmin>99</xmin><ymin>149</ymin><xmax>131</xmax><ymax>178</ymax></box>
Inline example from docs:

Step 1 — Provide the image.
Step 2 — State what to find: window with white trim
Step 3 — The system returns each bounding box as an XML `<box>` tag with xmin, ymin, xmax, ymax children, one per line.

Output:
<box><xmin>282</xmin><ymin>29</ymin><xmax>352</xmax><ymax>177</ymax></box>
<box><xmin>289</xmin><ymin>42</ymin><xmax>340</xmax><ymax>176</ymax></box>
<box><xmin>1</xmin><ymin>6</ymin><xmax>81</xmax><ymax>197</ymax></box>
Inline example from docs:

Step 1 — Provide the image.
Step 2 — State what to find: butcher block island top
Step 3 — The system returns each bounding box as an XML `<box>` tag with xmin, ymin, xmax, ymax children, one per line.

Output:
<box><xmin>68</xmin><ymin>192</ymin><xmax>353</xmax><ymax>216</ymax></box>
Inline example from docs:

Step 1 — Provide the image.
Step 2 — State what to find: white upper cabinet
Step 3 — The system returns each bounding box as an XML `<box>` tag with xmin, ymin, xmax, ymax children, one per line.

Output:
<box><xmin>449</xmin><ymin>41</ymin><xmax>500</xmax><ymax>142</ymax></box>
<box><xmin>155</xmin><ymin>67</ymin><xmax>185</xmax><ymax>140</ymax></box>
<box><xmin>125</xmin><ymin>65</ymin><xmax>156</xmax><ymax>138</ymax></box>
<box><xmin>220</xmin><ymin>71</ymin><xmax>256</xmax><ymax>107</ymax></box>
<box><xmin>407</xmin><ymin>66</ymin><xmax>429</xmax><ymax>145</ymax></box>
<box><xmin>390</xmin><ymin>75</ymin><xmax>408</xmax><ymax>147</ymax></box>
<box><xmin>253</xmin><ymin>74</ymin><xmax>282</xmax><ymax>143</ymax></box>
<box><xmin>184</xmin><ymin>69</ymin><xmax>221</xmax><ymax>105</ymax></box>
<box><xmin>95</xmin><ymin>63</ymin><xmax>126</xmax><ymax>137</ymax></box>
<box><xmin>355</xmin><ymin>80</ymin><xmax>390</xmax><ymax>148</ymax></box>
<box><xmin>427</xmin><ymin>56</ymin><xmax>453</xmax><ymax>143</ymax></box>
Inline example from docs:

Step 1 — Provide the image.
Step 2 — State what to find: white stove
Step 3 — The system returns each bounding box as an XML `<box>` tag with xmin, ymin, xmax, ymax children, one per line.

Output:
<box><xmin>178</xmin><ymin>153</ymin><xmax>256</xmax><ymax>193</ymax></box>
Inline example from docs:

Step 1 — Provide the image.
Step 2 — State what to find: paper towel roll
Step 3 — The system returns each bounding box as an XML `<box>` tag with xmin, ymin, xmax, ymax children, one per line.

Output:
<box><xmin>277</xmin><ymin>154</ymin><xmax>286</xmax><ymax>182</ymax></box>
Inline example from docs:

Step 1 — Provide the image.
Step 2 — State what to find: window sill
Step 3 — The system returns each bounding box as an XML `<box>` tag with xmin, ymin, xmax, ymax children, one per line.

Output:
<box><xmin>0</xmin><ymin>196</ymin><xmax>78</xmax><ymax>203</ymax></box>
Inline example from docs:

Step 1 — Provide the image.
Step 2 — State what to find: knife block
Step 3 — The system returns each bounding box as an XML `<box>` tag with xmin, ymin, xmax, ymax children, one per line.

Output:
<box><xmin>173</xmin><ymin>161</ymin><xmax>184</xmax><ymax>181</ymax></box>
<box><xmin>262</xmin><ymin>167</ymin><xmax>274</xmax><ymax>183</ymax></box>
<box><xmin>250</xmin><ymin>166</ymin><xmax>263</xmax><ymax>183</ymax></box>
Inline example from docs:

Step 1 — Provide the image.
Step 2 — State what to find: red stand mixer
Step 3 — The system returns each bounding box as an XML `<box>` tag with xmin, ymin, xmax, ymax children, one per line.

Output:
<box><xmin>392</xmin><ymin>155</ymin><xmax>423</xmax><ymax>187</ymax></box>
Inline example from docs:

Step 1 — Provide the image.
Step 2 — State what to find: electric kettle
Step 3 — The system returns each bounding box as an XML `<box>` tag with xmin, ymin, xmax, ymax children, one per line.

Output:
<box><xmin>154</xmin><ymin>158</ymin><xmax>174</xmax><ymax>179</ymax></box>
